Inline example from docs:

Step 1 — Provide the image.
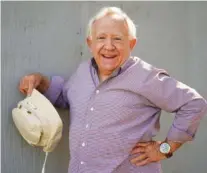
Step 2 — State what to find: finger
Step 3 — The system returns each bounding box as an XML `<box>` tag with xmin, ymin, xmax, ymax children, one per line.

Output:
<box><xmin>27</xmin><ymin>80</ymin><xmax>34</xmax><ymax>96</ymax></box>
<box><xmin>135</xmin><ymin>142</ymin><xmax>151</xmax><ymax>147</ymax></box>
<box><xmin>135</xmin><ymin>158</ymin><xmax>150</xmax><ymax>166</ymax></box>
<box><xmin>34</xmin><ymin>79</ymin><xmax>40</xmax><ymax>88</ymax></box>
<box><xmin>130</xmin><ymin>154</ymin><xmax>148</xmax><ymax>164</ymax></box>
<box><xmin>19</xmin><ymin>78</ymin><xmax>28</xmax><ymax>95</ymax></box>
<box><xmin>131</xmin><ymin>147</ymin><xmax>146</xmax><ymax>154</ymax></box>
<box><xmin>19</xmin><ymin>88</ymin><xmax>27</xmax><ymax>95</ymax></box>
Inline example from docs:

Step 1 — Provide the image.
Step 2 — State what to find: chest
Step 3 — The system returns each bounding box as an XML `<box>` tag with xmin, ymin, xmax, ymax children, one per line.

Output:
<box><xmin>67</xmin><ymin>71</ymin><xmax>152</xmax><ymax>128</ymax></box>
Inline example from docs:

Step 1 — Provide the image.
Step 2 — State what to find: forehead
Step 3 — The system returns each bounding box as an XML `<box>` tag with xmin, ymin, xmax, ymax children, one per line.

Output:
<box><xmin>92</xmin><ymin>15</ymin><xmax>128</xmax><ymax>36</ymax></box>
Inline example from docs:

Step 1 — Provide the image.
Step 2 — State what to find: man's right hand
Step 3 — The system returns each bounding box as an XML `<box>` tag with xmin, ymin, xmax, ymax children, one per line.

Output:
<box><xmin>19</xmin><ymin>73</ymin><xmax>50</xmax><ymax>96</ymax></box>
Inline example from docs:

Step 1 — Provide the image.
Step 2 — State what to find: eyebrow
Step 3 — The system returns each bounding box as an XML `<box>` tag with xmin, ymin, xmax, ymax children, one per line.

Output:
<box><xmin>96</xmin><ymin>33</ymin><xmax>124</xmax><ymax>37</ymax></box>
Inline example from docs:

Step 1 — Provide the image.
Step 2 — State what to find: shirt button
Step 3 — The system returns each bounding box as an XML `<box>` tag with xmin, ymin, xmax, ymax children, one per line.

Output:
<box><xmin>86</xmin><ymin>124</ymin><xmax>89</xmax><ymax>128</ymax></box>
<box><xmin>96</xmin><ymin>90</ymin><xmax>100</xmax><ymax>94</ymax></box>
<box><xmin>80</xmin><ymin>161</ymin><xmax>85</xmax><ymax>165</ymax></box>
<box><xmin>90</xmin><ymin>107</ymin><xmax>94</xmax><ymax>111</ymax></box>
<box><xmin>82</xmin><ymin>142</ymin><xmax>86</xmax><ymax>147</ymax></box>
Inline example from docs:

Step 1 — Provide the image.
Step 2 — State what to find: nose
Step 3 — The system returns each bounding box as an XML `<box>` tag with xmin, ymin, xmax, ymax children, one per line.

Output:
<box><xmin>104</xmin><ymin>38</ymin><xmax>115</xmax><ymax>50</ymax></box>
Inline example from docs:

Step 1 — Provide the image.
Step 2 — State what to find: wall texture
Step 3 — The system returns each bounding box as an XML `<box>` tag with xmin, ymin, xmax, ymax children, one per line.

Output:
<box><xmin>2</xmin><ymin>1</ymin><xmax>207</xmax><ymax>173</ymax></box>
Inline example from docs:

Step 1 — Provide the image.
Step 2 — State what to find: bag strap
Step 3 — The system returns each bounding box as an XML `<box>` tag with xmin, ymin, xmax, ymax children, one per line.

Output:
<box><xmin>41</xmin><ymin>152</ymin><xmax>49</xmax><ymax>173</ymax></box>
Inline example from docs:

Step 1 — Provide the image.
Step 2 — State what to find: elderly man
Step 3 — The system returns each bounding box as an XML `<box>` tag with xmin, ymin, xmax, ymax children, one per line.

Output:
<box><xmin>19</xmin><ymin>7</ymin><xmax>207</xmax><ymax>173</ymax></box>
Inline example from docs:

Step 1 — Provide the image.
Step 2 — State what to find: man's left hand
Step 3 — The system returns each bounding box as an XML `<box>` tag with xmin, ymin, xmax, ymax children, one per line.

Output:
<box><xmin>130</xmin><ymin>141</ymin><xmax>167</xmax><ymax>166</ymax></box>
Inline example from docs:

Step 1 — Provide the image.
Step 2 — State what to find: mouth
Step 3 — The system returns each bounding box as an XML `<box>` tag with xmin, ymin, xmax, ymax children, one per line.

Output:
<box><xmin>101</xmin><ymin>54</ymin><xmax>117</xmax><ymax>59</ymax></box>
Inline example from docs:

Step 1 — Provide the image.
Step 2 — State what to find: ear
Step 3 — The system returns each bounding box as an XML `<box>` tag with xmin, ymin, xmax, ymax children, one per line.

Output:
<box><xmin>129</xmin><ymin>38</ymin><xmax>137</xmax><ymax>50</ymax></box>
<box><xmin>87</xmin><ymin>37</ymin><xmax>92</xmax><ymax>52</ymax></box>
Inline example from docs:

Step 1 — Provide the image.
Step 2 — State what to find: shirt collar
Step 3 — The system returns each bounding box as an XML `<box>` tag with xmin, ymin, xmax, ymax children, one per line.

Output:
<box><xmin>91</xmin><ymin>56</ymin><xmax>135</xmax><ymax>77</ymax></box>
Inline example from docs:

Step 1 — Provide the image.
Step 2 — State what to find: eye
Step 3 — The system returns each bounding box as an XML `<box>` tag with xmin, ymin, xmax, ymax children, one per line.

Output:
<box><xmin>114</xmin><ymin>37</ymin><xmax>122</xmax><ymax>41</ymax></box>
<box><xmin>97</xmin><ymin>36</ymin><xmax>105</xmax><ymax>40</ymax></box>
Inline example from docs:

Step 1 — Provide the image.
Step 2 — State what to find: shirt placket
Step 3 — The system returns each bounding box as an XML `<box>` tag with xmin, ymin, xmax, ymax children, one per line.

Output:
<box><xmin>77</xmin><ymin>76</ymin><xmax>104</xmax><ymax>172</ymax></box>
<box><xmin>78</xmin><ymin>61</ymin><xmax>122</xmax><ymax>172</ymax></box>
<box><xmin>78</xmin><ymin>89</ymin><xmax>103</xmax><ymax>172</ymax></box>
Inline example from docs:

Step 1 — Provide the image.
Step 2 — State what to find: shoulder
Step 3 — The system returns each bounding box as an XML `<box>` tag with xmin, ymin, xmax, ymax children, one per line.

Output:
<box><xmin>134</xmin><ymin>57</ymin><xmax>158</xmax><ymax>72</ymax></box>
<box><xmin>126</xmin><ymin>57</ymin><xmax>170</xmax><ymax>84</ymax></box>
<box><xmin>75</xmin><ymin>59</ymin><xmax>91</xmax><ymax>72</ymax></box>
<box><xmin>68</xmin><ymin>59</ymin><xmax>91</xmax><ymax>81</ymax></box>
<box><xmin>133</xmin><ymin>56</ymin><xmax>169</xmax><ymax>75</ymax></box>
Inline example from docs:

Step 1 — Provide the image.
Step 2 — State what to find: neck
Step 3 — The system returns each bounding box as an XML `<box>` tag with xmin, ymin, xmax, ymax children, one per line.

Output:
<box><xmin>98</xmin><ymin>70</ymin><xmax>112</xmax><ymax>82</ymax></box>
<box><xmin>99</xmin><ymin>74</ymin><xmax>109</xmax><ymax>82</ymax></box>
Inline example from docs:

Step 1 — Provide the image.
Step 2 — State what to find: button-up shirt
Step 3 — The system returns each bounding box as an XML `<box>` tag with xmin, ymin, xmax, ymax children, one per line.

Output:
<box><xmin>44</xmin><ymin>56</ymin><xmax>207</xmax><ymax>173</ymax></box>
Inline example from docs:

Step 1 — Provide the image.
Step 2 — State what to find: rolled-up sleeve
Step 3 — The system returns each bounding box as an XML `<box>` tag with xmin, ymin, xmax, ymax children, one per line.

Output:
<box><xmin>140</xmin><ymin>68</ymin><xmax>207</xmax><ymax>142</ymax></box>
<box><xmin>44</xmin><ymin>76</ymin><xmax>69</xmax><ymax>109</ymax></box>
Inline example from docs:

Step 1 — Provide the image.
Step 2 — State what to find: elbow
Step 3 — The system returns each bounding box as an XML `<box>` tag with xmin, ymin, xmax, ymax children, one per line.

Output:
<box><xmin>196</xmin><ymin>97</ymin><xmax>207</xmax><ymax>118</ymax></box>
<box><xmin>184</xmin><ymin>97</ymin><xmax>207</xmax><ymax>120</ymax></box>
<box><xmin>202</xmin><ymin>98</ymin><xmax>207</xmax><ymax>115</ymax></box>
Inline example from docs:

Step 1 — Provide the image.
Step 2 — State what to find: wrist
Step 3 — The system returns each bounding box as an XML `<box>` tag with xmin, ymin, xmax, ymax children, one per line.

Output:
<box><xmin>159</xmin><ymin>139</ymin><xmax>183</xmax><ymax>158</ymax></box>
<box><xmin>159</xmin><ymin>141</ymin><xmax>173</xmax><ymax>158</ymax></box>
<box><xmin>37</xmin><ymin>74</ymin><xmax>50</xmax><ymax>93</ymax></box>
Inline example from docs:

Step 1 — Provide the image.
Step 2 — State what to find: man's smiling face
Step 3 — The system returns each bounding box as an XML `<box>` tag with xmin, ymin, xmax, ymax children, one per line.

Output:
<box><xmin>87</xmin><ymin>14</ymin><xmax>136</xmax><ymax>76</ymax></box>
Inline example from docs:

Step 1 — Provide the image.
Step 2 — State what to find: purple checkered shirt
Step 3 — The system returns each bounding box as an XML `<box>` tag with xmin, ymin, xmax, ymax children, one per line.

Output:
<box><xmin>44</xmin><ymin>56</ymin><xmax>207</xmax><ymax>173</ymax></box>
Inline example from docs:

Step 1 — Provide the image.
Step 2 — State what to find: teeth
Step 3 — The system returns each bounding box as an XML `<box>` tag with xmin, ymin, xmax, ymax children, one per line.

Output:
<box><xmin>103</xmin><ymin>55</ymin><xmax>115</xmax><ymax>58</ymax></box>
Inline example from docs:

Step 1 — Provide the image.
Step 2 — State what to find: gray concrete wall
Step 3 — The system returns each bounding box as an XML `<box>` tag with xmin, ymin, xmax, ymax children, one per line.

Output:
<box><xmin>2</xmin><ymin>1</ymin><xmax>207</xmax><ymax>173</ymax></box>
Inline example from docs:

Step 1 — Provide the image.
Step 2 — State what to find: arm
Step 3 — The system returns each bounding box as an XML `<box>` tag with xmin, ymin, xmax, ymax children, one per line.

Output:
<box><xmin>19</xmin><ymin>72</ymin><xmax>70</xmax><ymax>109</ymax></box>
<box><xmin>141</xmin><ymin>69</ymin><xmax>207</xmax><ymax>143</ymax></box>
<box><xmin>43</xmin><ymin>76</ymin><xmax>70</xmax><ymax>109</ymax></box>
<box><xmin>131</xmin><ymin>67</ymin><xmax>207</xmax><ymax>166</ymax></box>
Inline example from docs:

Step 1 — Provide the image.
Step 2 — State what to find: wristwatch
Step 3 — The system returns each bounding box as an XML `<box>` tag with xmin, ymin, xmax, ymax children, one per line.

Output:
<box><xmin>159</xmin><ymin>142</ymin><xmax>173</xmax><ymax>158</ymax></box>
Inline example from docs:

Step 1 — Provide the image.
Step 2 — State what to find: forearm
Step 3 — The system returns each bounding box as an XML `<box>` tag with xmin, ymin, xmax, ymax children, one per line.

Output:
<box><xmin>43</xmin><ymin>76</ymin><xmax>69</xmax><ymax>108</ymax></box>
<box><xmin>167</xmin><ymin>98</ymin><xmax>207</xmax><ymax>143</ymax></box>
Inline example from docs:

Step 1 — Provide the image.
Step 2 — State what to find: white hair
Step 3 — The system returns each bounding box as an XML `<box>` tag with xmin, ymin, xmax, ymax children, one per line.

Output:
<box><xmin>86</xmin><ymin>7</ymin><xmax>137</xmax><ymax>40</ymax></box>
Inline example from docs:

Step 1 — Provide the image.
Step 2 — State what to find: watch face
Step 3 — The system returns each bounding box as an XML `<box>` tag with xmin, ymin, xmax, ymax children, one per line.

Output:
<box><xmin>160</xmin><ymin>143</ymin><xmax>171</xmax><ymax>154</ymax></box>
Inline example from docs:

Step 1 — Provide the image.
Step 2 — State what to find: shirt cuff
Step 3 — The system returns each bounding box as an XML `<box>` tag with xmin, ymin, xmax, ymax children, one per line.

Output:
<box><xmin>167</xmin><ymin>124</ymin><xmax>194</xmax><ymax>142</ymax></box>
<box><xmin>43</xmin><ymin>76</ymin><xmax>65</xmax><ymax>105</ymax></box>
